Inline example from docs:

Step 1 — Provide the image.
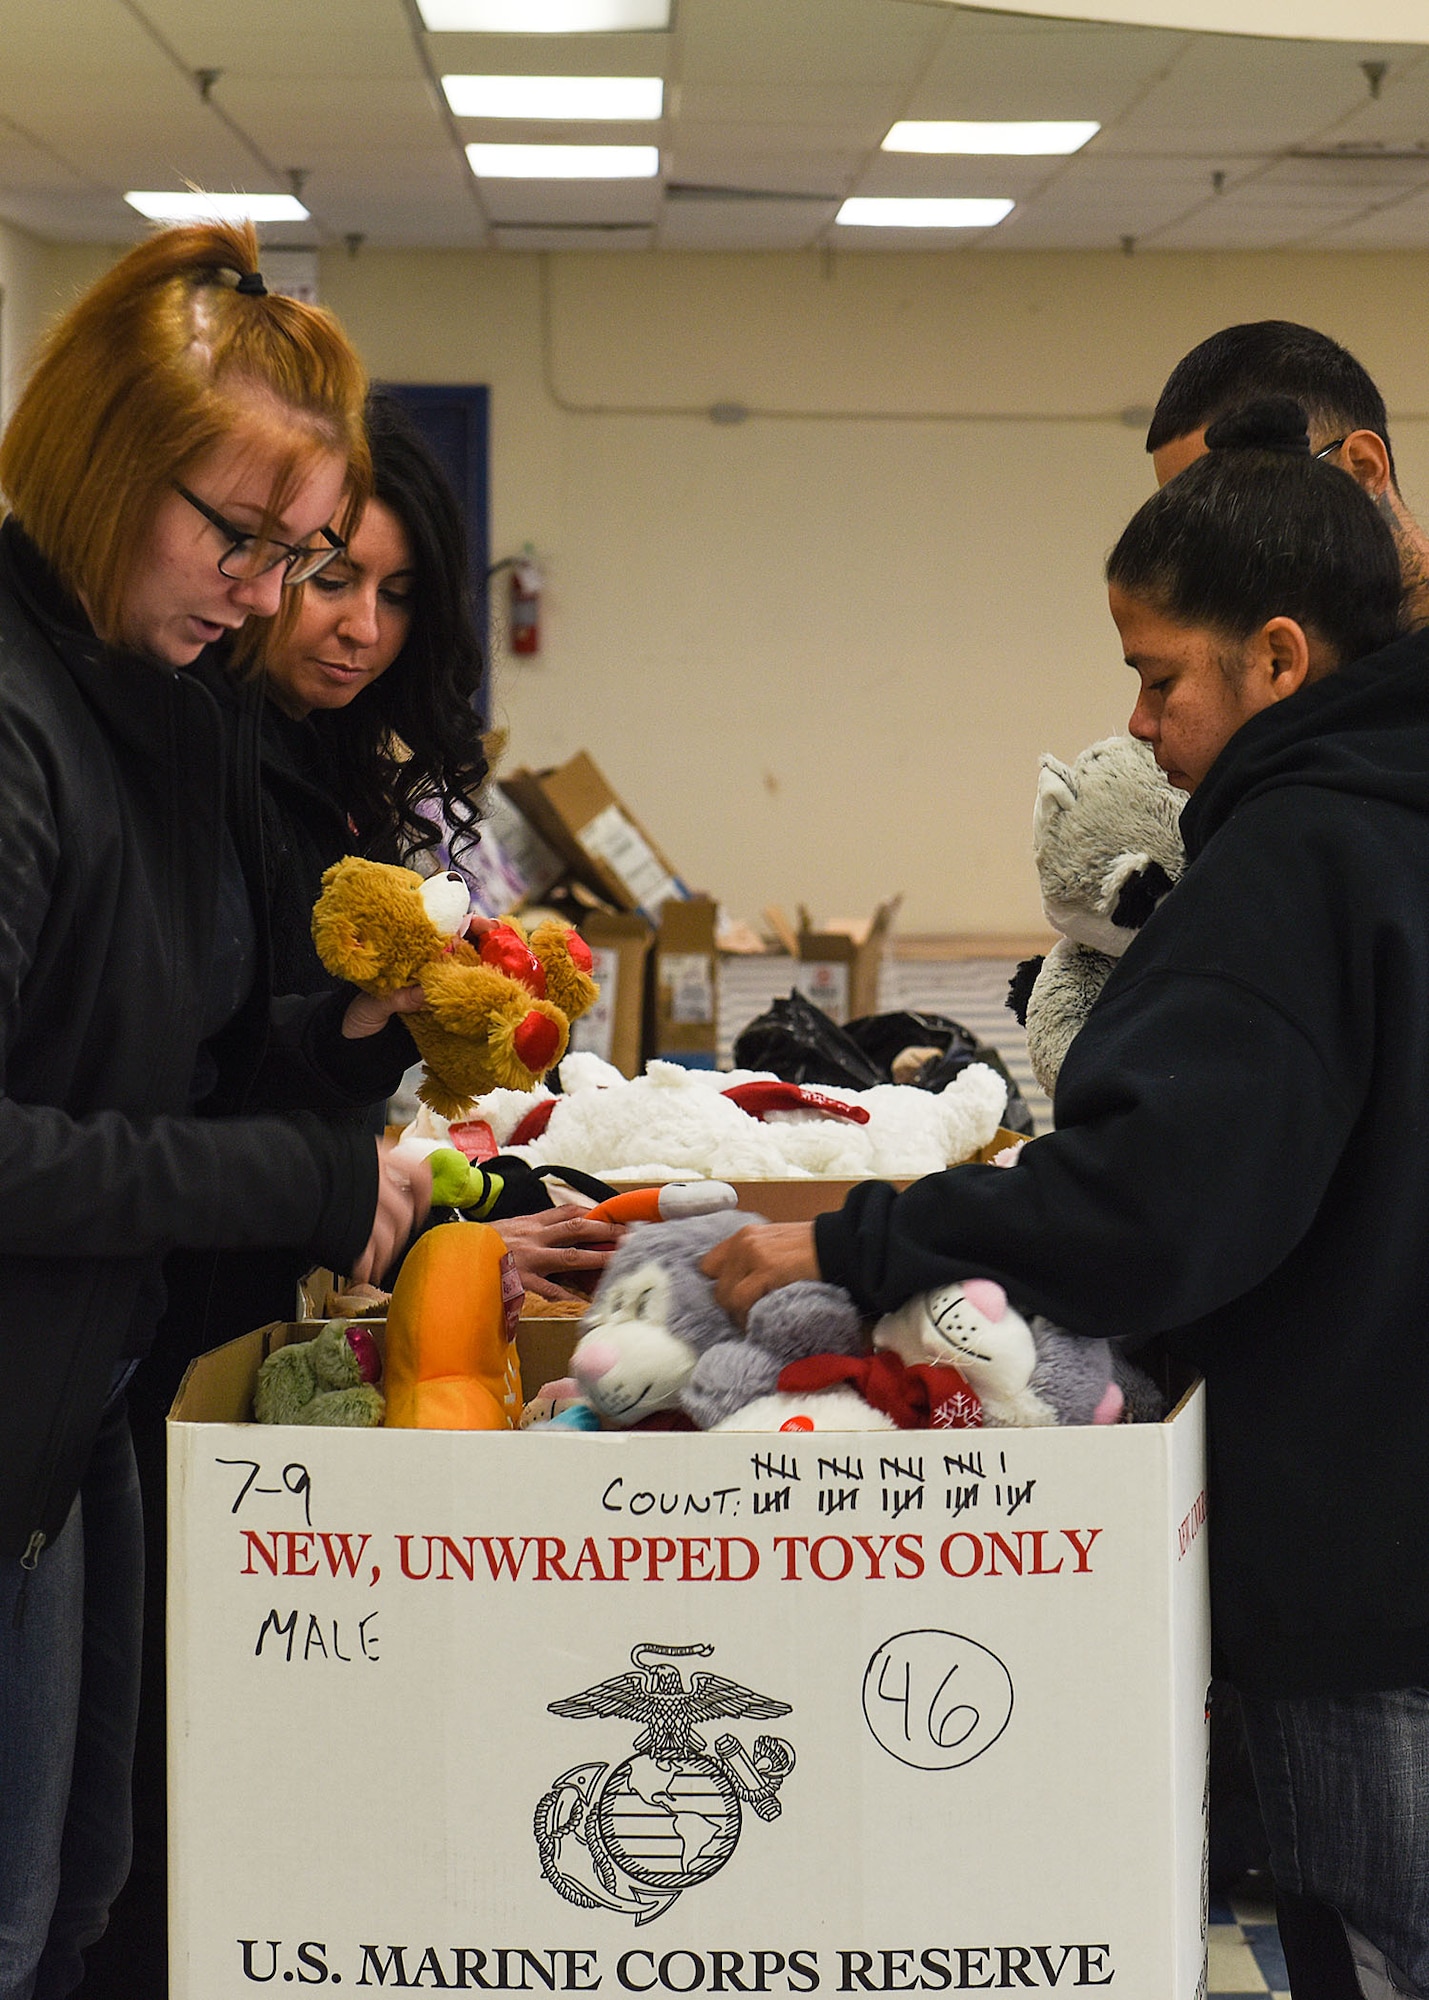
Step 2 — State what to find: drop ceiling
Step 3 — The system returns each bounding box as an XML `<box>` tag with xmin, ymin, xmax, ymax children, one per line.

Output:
<box><xmin>2</xmin><ymin>0</ymin><xmax>1429</xmax><ymax>252</ymax></box>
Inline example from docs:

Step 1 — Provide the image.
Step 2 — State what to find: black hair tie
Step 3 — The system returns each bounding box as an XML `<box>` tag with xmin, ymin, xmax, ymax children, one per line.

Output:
<box><xmin>1205</xmin><ymin>394</ymin><xmax>1311</xmax><ymax>457</ymax></box>
<box><xmin>235</xmin><ymin>270</ymin><xmax>267</xmax><ymax>296</ymax></box>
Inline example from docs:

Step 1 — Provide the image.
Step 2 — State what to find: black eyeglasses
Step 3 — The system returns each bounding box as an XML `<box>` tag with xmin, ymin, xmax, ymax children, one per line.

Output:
<box><xmin>1314</xmin><ymin>438</ymin><xmax>1346</xmax><ymax>462</ymax></box>
<box><xmin>174</xmin><ymin>483</ymin><xmax>346</xmax><ymax>586</ymax></box>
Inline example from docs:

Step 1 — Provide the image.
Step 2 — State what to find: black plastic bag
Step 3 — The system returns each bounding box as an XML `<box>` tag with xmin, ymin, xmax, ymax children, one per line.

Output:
<box><xmin>845</xmin><ymin>1008</ymin><xmax>1034</xmax><ymax>1135</ymax></box>
<box><xmin>732</xmin><ymin>991</ymin><xmax>886</xmax><ymax>1090</ymax></box>
<box><xmin>735</xmin><ymin>994</ymin><xmax>1035</xmax><ymax>1134</ymax></box>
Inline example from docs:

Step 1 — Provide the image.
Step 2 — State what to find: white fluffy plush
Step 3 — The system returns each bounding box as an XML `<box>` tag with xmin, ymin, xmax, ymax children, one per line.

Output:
<box><xmin>436</xmin><ymin>1056</ymin><xmax>1007</xmax><ymax>1183</ymax></box>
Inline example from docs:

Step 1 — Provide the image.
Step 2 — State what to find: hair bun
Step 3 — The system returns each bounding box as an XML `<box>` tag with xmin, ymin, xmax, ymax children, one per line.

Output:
<box><xmin>1204</xmin><ymin>395</ymin><xmax>1311</xmax><ymax>457</ymax></box>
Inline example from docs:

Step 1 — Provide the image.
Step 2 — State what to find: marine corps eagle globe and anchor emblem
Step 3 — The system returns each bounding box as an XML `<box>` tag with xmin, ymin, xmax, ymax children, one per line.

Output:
<box><xmin>533</xmin><ymin>1642</ymin><xmax>796</xmax><ymax>1924</ymax></box>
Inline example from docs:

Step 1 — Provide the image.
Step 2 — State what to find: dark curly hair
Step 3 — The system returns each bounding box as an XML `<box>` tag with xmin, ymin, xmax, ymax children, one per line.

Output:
<box><xmin>286</xmin><ymin>389</ymin><xmax>488</xmax><ymax>864</ymax></box>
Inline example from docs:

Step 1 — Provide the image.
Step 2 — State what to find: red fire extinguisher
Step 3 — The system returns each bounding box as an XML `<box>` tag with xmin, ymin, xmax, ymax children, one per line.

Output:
<box><xmin>509</xmin><ymin>544</ymin><xmax>542</xmax><ymax>657</ymax></box>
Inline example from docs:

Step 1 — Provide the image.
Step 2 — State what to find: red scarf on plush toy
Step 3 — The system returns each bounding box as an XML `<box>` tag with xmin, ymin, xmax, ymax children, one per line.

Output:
<box><xmin>778</xmin><ymin>1352</ymin><xmax>983</xmax><ymax>1430</ymax></box>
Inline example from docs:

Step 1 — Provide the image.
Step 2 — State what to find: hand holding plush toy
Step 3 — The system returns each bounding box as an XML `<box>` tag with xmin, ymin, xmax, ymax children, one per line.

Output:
<box><xmin>312</xmin><ymin>857</ymin><xmax>598</xmax><ymax>1118</ymax></box>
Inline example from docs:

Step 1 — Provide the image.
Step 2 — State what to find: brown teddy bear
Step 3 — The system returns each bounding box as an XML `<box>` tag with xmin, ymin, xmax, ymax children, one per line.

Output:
<box><xmin>311</xmin><ymin>856</ymin><xmax>598</xmax><ymax>1118</ymax></box>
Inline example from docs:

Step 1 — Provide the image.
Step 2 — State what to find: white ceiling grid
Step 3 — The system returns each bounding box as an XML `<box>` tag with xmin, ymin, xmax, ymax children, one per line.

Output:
<box><xmin>0</xmin><ymin>0</ymin><xmax>1427</xmax><ymax>251</ymax></box>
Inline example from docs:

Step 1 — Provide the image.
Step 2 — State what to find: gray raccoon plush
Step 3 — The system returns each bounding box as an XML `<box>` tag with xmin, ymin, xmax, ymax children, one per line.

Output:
<box><xmin>1008</xmin><ymin>736</ymin><xmax>1185</xmax><ymax>1098</ymax></box>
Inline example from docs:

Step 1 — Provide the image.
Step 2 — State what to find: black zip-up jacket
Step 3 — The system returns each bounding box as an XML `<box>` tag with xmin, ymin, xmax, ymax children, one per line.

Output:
<box><xmin>149</xmin><ymin>661</ymin><xmax>405</xmax><ymax>1376</ymax></box>
<box><xmin>0</xmin><ymin>523</ymin><xmax>400</xmax><ymax>1562</ymax></box>
<box><xmin>817</xmin><ymin>625</ymin><xmax>1429</xmax><ymax>1698</ymax></box>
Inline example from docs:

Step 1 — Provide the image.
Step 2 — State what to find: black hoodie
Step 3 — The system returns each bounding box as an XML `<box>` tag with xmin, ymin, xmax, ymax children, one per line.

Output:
<box><xmin>816</xmin><ymin>624</ymin><xmax>1429</xmax><ymax>1697</ymax></box>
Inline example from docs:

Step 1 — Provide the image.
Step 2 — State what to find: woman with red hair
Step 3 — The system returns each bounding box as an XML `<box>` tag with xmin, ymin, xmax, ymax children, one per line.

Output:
<box><xmin>0</xmin><ymin>223</ymin><xmax>429</xmax><ymax>1996</ymax></box>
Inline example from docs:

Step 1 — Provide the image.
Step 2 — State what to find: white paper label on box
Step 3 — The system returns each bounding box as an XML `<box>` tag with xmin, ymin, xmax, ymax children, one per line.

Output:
<box><xmin>568</xmin><ymin>946</ymin><xmax>619</xmax><ymax>1062</ymax></box>
<box><xmin>791</xmin><ymin>959</ymin><xmax>851</xmax><ymax>1024</ymax></box>
<box><xmin>662</xmin><ymin>951</ymin><xmax>715</xmax><ymax>1025</ymax></box>
<box><xmin>169</xmin><ymin>1396</ymin><xmax>1210</xmax><ymax>1999</ymax></box>
<box><xmin>486</xmin><ymin>785</ymin><xmax>564</xmax><ymax>902</ymax></box>
<box><xmin>580</xmin><ymin>802</ymin><xmax>682</xmax><ymax>918</ymax></box>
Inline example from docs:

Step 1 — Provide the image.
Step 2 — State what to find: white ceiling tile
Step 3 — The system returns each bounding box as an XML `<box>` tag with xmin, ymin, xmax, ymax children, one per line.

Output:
<box><xmin>0</xmin><ymin>0</ymin><xmax>175</xmax><ymax>74</ymax></box>
<box><xmin>675</xmin><ymin>83</ymin><xmax>903</xmax><ymax>128</ymax></box>
<box><xmin>666</xmin><ymin>142</ymin><xmax>860</xmax><ymax>196</ymax></box>
<box><xmin>1311</xmin><ymin>196</ymin><xmax>1429</xmax><ymax>243</ymax></box>
<box><xmin>658</xmin><ymin>192</ymin><xmax>835</xmax><ymax>247</ymax></box>
<box><xmin>494</xmin><ymin>224</ymin><xmax>652</xmax><ymax>248</ymax></box>
<box><xmin>909</xmin><ymin>14</ymin><xmax>1187</xmax><ymax>123</ymax></box>
<box><xmin>137</xmin><ymin>0</ymin><xmax>422</xmax><ymax>80</ymax></box>
<box><xmin>476</xmin><ymin>174</ymin><xmax>660</xmax><ymax>223</ymax></box>
<box><xmin>678</xmin><ymin>0</ymin><xmax>944</xmax><ymax>87</ymax></box>
<box><xmin>212</xmin><ymin>78</ymin><xmax>447</xmax><ymax>160</ymax></box>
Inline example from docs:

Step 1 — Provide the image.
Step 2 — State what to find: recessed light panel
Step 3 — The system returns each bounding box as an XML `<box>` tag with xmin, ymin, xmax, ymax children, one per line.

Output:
<box><xmin>883</xmin><ymin>121</ymin><xmax>1099</xmax><ymax>155</ymax></box>
<box><xmin>836</xmin><ymin>197</ymin><xmax>1014</xmax><ymax>227</ymax></box>
<box><xmin>419</xmin><ymin>0</ymin><xmax>669</xmax><ymax>28</ymax></box>
<box><xmin>125</xmin><ymin>191</ymin><xmax>310</xmax><ymax>222</ymax></box>
<box><xmin>467</xmin><ymin>143</ymin><xmax>659</xmax><ymax>178</ymax></box>
<box><xmin>443</xmin><ymin>75</ymin><xmax>663</xmax><ymax>119</ymax></box>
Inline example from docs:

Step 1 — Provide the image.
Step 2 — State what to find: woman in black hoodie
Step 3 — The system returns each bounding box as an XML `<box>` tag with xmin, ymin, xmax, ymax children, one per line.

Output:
<box><xmin>706</xmin><ymin>400</ymin><xmax>1429</xmax><ymax>1998</ymax></box>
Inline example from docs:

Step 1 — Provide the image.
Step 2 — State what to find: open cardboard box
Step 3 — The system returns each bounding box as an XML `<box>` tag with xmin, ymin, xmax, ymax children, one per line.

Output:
<box><xmin>168</xmin><ymin>1125</ymin><xmax>1210</xmax><ymax>1999</ymax></box>
<box><xmin>503</xmin><ymin>751</ymin><xmax>688</xmax><ymax>924</ymax></box>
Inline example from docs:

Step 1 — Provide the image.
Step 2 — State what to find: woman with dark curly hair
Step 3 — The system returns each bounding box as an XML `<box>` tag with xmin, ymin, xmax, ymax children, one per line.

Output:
<box><xmin>236</xmin><ymin>388</ymin><xmax>488</xmax><ymax>993</ymax></box>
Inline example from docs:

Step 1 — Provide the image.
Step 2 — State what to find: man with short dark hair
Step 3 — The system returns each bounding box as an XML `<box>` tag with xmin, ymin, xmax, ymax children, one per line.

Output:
<box><xmin>1147</xmin><ymin>319</ymin><xmax>1429</xmax><ymax>626</ymax></box>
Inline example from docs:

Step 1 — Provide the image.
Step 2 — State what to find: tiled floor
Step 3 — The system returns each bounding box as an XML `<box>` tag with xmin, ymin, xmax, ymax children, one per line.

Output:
<box><xmin>1209</xmin><ymin>1882</ymin><xmax>1291</xmax><ymax>1998</ymax></box>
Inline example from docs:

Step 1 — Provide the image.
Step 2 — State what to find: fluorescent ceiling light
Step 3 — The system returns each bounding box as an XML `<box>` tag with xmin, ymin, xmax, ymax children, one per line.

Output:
<box><xmin>836</xmin><ymin>197</ymin><xmax>1013</xmax><ymax>228</ymax></box>
<box><xmin>467</xmin><ymin>142</ymin><xmax>659</xmax><ymax>178</ymax></box>
<box><xmin>443</xmin><ymin>75</ymin><xmax>663</xmax><ymax>119</ymax></box>
<box><xmin>125</xmin><ymin>191</ymin><xmax>309</xmax><ymax>223</ymax></box>
<box><xmin>419</xmin><ymin>0</ymin><xmax>669</xmax><ymax>29</ymax></box>
<box><xmin>884</xmin><ymin>120</ymin><xmax>1099</xmax><ymax>155</ymax></box>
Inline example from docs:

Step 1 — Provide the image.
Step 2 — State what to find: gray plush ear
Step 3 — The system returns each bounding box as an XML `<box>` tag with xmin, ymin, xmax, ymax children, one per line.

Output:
<box><xmin>1032</xmin><ymin>757</ymin><xmax>1078</xmax><ymax>850</ymax></box>
<box><xmin>1101</xmin><ymin>852</ymin><xmax>1176</xmax><ymax>930</ymax></box>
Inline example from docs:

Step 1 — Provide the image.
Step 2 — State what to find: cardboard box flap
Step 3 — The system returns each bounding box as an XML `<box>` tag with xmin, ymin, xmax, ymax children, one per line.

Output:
<box><xmin>797</xmin><ymin>895</ymin><xmax>902</xmax><ymax>954</ymax></box>
<box><xmin>504</xmin><ymin>752</ymin><xmax>686</xmax><ymax>923</ymax></box>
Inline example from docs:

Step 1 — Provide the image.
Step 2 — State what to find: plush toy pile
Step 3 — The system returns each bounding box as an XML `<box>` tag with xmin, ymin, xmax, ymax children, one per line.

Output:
<box><xmin>528</xmin><ymin>1210</ymin><xmax>1164</xmax><ymax>1436</ymax></box>
<box><xmin>408</xmin><ymin>1050</ymin><xmax>1008</xmax><ymax>1184</ymax></box>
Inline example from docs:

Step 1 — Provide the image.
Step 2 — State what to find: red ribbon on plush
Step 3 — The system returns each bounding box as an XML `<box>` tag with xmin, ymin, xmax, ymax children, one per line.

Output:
<box><xmin>723</xmin><ymin>1081</ymin><xmax>871</xmax><ymax>1124</ymax></box>
<box><xmin>778</xmin><ymin>1351</ymin><xmax>983</xmax><ymax>1430</ymax></box>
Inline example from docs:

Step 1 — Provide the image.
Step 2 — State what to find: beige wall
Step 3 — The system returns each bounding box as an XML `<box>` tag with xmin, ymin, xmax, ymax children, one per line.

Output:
<box><xmin>18</xmin><ymin>244</ymin><xmax>1429</xmax><ymax>931</ymax></box>
<box><xmin>0</xmin><ymin>219</ymin><xmax>52</xmax><ymax>420</ymax></box>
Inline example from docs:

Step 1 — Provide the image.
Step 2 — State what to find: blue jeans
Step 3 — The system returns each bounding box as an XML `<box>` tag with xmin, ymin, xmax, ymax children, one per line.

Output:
<box><xmin>1240</xmin><ymin>1686</ymin><xmax>1429</xmax><ymax>1997</ymax></box>
<box><xmin>0</xmin><ymin>1401</ymin><xmax>143</xmax><ymax>2000</ymax></box>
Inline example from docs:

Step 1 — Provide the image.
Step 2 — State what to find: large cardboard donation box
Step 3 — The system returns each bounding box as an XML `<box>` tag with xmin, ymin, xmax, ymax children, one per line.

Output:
<box><xmin>168</xmin><ymin>1333</ymin><xmax>1210</xmax><ymax>1998</ymax></box>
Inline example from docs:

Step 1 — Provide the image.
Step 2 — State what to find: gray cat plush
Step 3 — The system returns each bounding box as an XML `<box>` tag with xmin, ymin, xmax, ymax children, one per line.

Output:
<box><xmin>1009</xmin><ymin>735</ymin><xmax>1185</xmax><ymax>1097</ymax></box>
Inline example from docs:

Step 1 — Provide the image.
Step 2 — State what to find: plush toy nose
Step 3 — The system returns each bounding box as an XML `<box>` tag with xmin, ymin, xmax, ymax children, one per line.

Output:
<box><xmin>573</xmin><ymin>1340</ymin><xmax>618</xmax><ymax>1384</ymax></box>
<box><xmin>960</xmin><ymin>1278</ymin><xmax>1007</xmax><ymax>1321</ymax></box>
<box><xmin>514</xmin><ymin>1010</ymin><xmax>561</xmax><ymax>1073</ymax></box>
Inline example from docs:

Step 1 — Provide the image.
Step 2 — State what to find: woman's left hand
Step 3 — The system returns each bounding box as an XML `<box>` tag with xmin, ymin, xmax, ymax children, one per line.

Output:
<box><xmin>500</xmin><ymin>1208</ymin><xmax>626</xmax><ymax>1302</ymax></box>
<box><xmin>341</xmin><ymin>984</ymin><xmax>425</xmax><ymax>1039</ymax></box>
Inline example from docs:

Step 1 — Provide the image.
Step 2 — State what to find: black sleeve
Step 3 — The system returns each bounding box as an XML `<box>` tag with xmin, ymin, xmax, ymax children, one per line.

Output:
<box><xmin>816</xmin><ymin>805</ymin><xmax>1366</xmax><ymax>1336</ymax></box>
<box><xmin>253</xmin><ymin>989</ymin><xmax>415</xmax><ymax>1117</ymax></box>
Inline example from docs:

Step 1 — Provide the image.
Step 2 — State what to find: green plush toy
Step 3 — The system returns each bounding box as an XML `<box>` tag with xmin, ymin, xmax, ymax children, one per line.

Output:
<box><xmin>254</xmin><ymin>1319</ymin><xmax>386</xmax><ymax>1428</ymax></box>
<box><xmin>426</xmin><ymin>1145</ymin><xmax>505</xmax><ymax>1218</ymax></box>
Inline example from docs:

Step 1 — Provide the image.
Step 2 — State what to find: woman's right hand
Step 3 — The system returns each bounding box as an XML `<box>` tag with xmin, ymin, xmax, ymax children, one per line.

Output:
<box><xmin>350</xmin><ymin>1139</ymin><xmax>432</xmax><ymax>1286</ymax></box>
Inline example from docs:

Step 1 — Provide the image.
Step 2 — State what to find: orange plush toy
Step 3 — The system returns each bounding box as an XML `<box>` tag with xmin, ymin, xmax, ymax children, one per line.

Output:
<box><xmin>382</xmin><ymin>1222</ymin><xmax>525</xmax><ymax>1430</ymax></box>
<box><xmin>311</xmin><ymin>856</ymin><xmax>598</xmax><ymax>1119</ymax></box>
